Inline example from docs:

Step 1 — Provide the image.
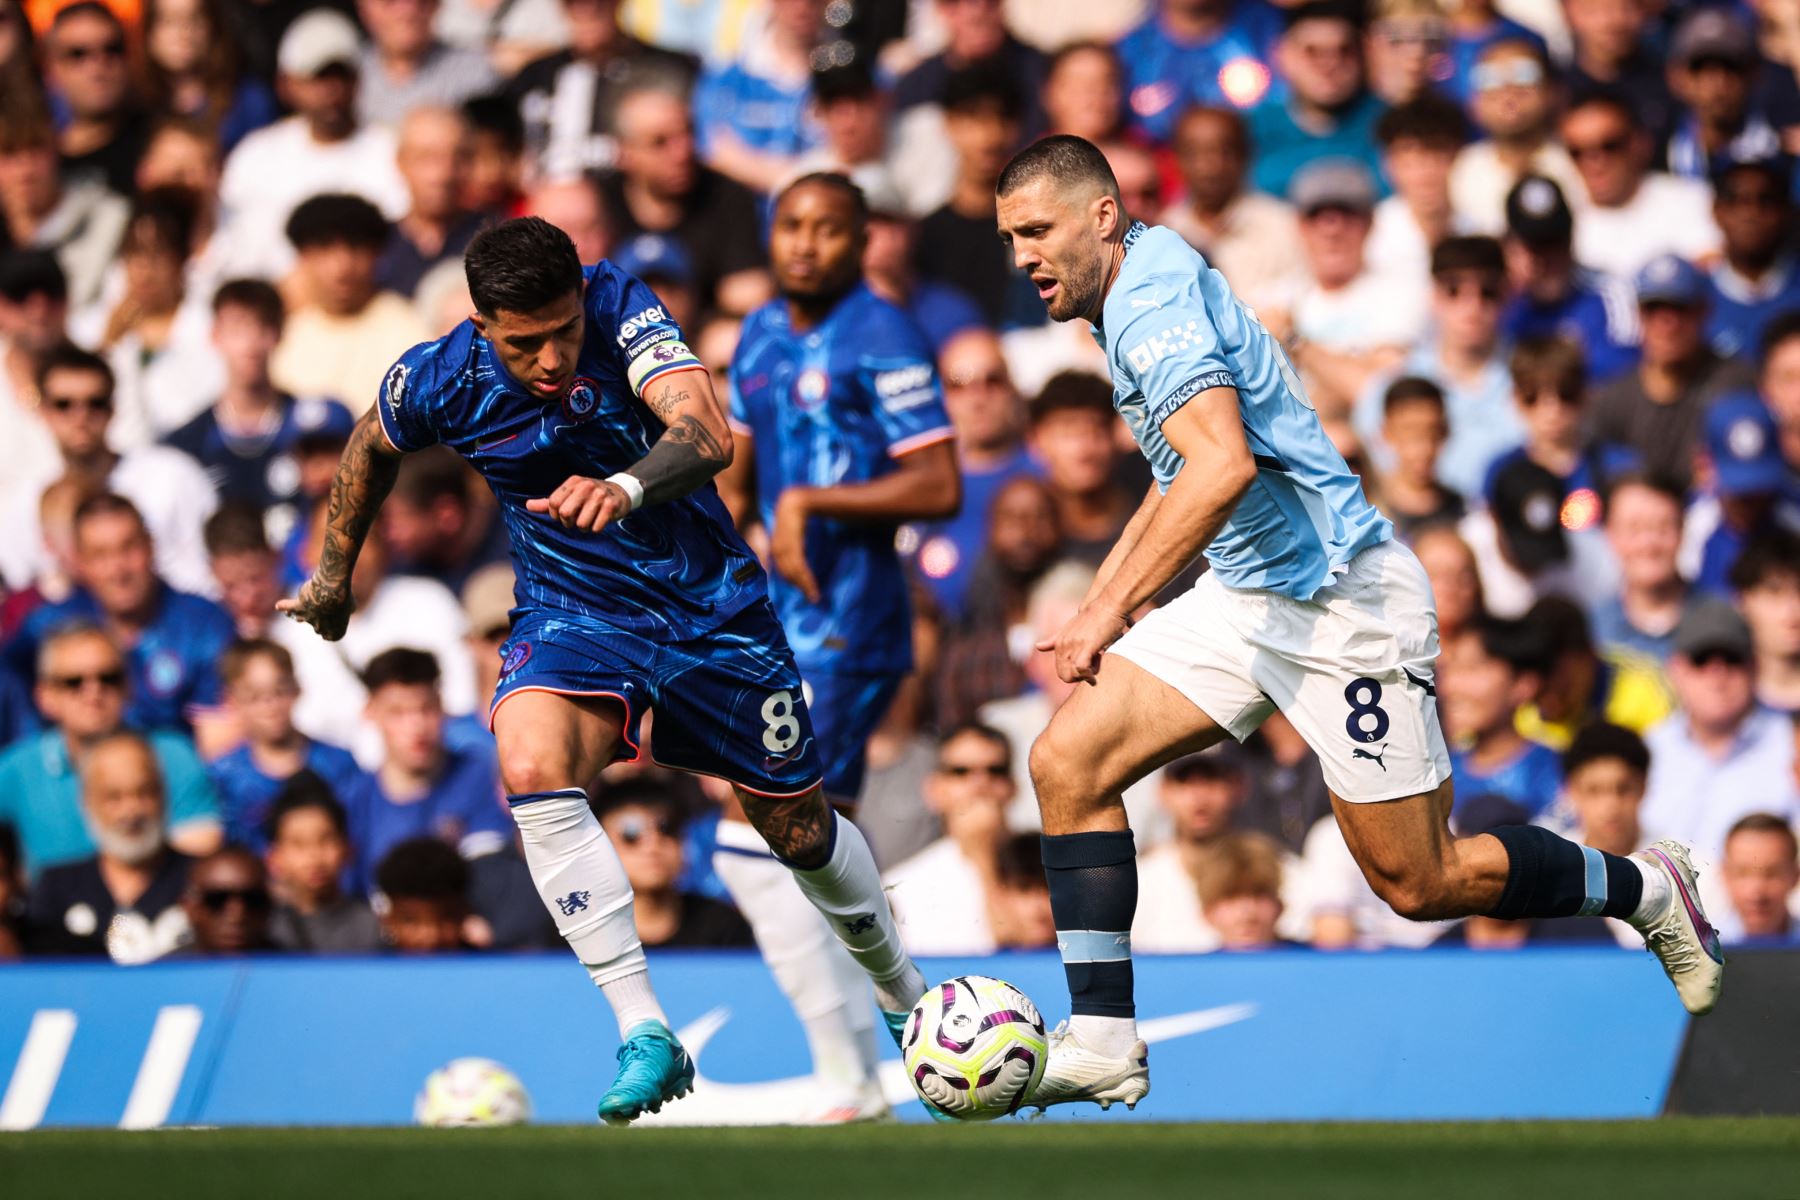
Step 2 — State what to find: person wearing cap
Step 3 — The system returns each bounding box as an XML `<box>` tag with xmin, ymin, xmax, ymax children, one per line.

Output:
<box><xmin>1280</xmin><ymin>158</ymin><xmax>1427</xmax><ymax>417</ymax></box>
<box><xmin>610</xmin><ymin>234</ymin><xmax>697</xmax><ymax>335</ymax></box>
<box><xmin>353</xmin><ymin>0</ymin><xmax>497</xmax><ymax>129</ymax></box>
<box><xmin>1587</xmin><ymin>253</ymin><xmax>1755</xmax><ymax>490</ymax></box>
<box><xmin>214</xmin><ymin>8</ymin><xmax>409</xmax><ymax>282</ymax></box>
<box><xmin>1450</xmin><ymin>38</ymin><xmax>1582</xmax><ymax>237</ymax></box>
<box><xmin>1456</xmin><ymin>452</ymin><xmax>1617</xmax><ymax>618</ymax></box>
<box><xmin>1559</xmin><ymin>92</ymin><xmax>1721</xmax><ymax>287</ymax></box>
<box><xmin>1663</xmin><ymin>8</ymin><xmax>1780</xmax><ymax>185</ymax></box>
<box><xmin>1729</xmin><ymin>528</ymin><xmax>1800</xmax><ymax>714</ymax></box>
<box><xmin>690</xmin><ymin>0</ymin><xmax>829</xmax><ymax>194</ymax></box>
<box><xmin>0</xmin><ymin>98</ymin><xmax>129</xmax><ymax>313</ymax></box>
<box><xmin>1559</xmin><ymin>0</ymin><xmax>1675</xmax><ymax>149</ymax></box>
<box><xmin>1248</xmin><ymin>0</ymin><xmax>1388</xmax><ymax>198</ymax></box>
<box><xmin>375</xmin><ymin>106</ymin><xmax>488</xmax><ymax>300</ymax></box>
<box><xmin>1703</xmin><ymin>149</ymin><xmax>1800</xmax><ymax>359</ymax></box>
<box><xmin>1686</xmin><ymin>393</ymin><xmax>1797</xmax><ymax>595</ymax></box>
<box><xmin>1497</xmin><ymin>175</ymin><xmax>1640</xmax><ymax>383</ymax></box>
<box><xmin>0</xmin><ymin>250</ymin><xmax>68</xmax><ymax>502</ymax></box>
<box><xmin>600</xmin><ymin>81</ymin><xmax>771</xmax><ymax>318</ymax></box>
<box><xmin>1642</xmin><ymin>599</ymin><xmax>1798</xmax><ymax>862</ymax></box>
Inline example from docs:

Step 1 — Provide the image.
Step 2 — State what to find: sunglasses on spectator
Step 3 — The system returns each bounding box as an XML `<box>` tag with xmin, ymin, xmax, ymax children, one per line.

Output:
<box><xmin>616</xmin><ymin>815</ymin><xmax>680</xmax><ymax>845</ymax></box>
<box><xmin>1568</xmin><ymin>135</ymin><xmax>1630</xmax><ymax>162</ymax></box>
<box><xmin>1472</xmin><ymin>59</ymin><xmax>1544</xmax><ymax>91</ymax></box>
<box><xmin>1688</xmin><ymin>649</ymin><xmax>1748</xmax><ymax>669</ymax></box>
<box><xmin>57</xmin><ymin>38</ymin><xmax>125</xmax><ymax>63</ymax></box>
<box><xmin>46</xmin><ymin>393</ymin><xmax>113</xmax><ymax>415</ymax></box>
<box><xmin>199</xmin><ymin>887</ymin><xmax>272</xmax><ymax>913</ymax></box>
<box><xmin>939</xmin><ymin>762</ymin><xmax>1010</xmax><ymax>779</ymax></box>
<box><xmin>50</xmin><ymin>669</ymin><xmax>126</xmax><ymax>691</ymax></box>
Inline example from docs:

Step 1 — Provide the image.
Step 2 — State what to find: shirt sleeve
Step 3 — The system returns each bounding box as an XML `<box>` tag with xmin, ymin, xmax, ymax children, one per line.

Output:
<box><xmin>860</xmin><ymin>314</ymin><xmax>954</xmax><ymax>457</ymax></box>
<box><xmin>1110</xmin><ymin>271</ymin><xmax>1237</xmax><ymax>432</ymax></box>
<box><xmin>373</xmin><ymin>342</ymin><xmax>443</xmax><ymax>454</ymax></box>
<box><xmin>156</xmin><ymin>735</ymin><xmax>223</xmax><ymax>830</ymax></box>
<box><xmin>592</xmin><ymin>265</ymin><xmax>704</xmax><ymax>398</ymax></box>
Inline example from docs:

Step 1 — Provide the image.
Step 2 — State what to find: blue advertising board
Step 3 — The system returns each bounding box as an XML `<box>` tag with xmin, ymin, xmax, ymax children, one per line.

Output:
<box><xmin>0</xmin><ymin>948</ymin><xmax>1689</xmax><ymax>1128</ymax></box>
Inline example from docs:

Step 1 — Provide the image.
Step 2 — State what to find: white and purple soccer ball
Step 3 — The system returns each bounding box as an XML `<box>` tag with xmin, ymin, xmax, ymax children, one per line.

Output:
<box><xmin>902</xmin><ymin>975</ymin><xmax>1048</xmax><ymax>1120</ymax></box>
<box><xmin>414</xmin><ymin>1057</ymin><xmax>532</xmax><ymax>1127</ymax></box>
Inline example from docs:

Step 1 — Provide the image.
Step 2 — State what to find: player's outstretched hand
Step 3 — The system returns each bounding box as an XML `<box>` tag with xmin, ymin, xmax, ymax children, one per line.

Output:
<box><xmin>1036</xmin><ymin>603</ymin><xmax>1132</xmax><ymax>686</ymax></box>
<box><xmin>276</xmin><ymin>579</ymin><xmax>356</xmax><ymax>642</ymax></box>
<box><xmin>770</xmin><ymin>488</ymin><xmax>821</xmax><ymax>604</ymax></box>
<box><xmin>527</xmin><ymin>475</ymin><xmax>632</xmax><ymax>533</ymax></box>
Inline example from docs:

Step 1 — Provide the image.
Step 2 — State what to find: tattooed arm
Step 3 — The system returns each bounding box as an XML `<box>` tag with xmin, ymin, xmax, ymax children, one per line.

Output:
<box><xmin>527</xmin><ymin>367</ymin><xmax>733</xmax><ymax>531</ymax></box>
<box><xmin>276</xmin><ymin>407</ymin><xmax>405</xmax><ymax>641</ymax></box>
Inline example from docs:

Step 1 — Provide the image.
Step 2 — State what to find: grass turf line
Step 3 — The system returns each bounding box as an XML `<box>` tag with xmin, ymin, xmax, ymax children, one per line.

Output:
<box><xmin>3</xmin><ymin>1118</ymin><xmax>1797</xmax><ymax>1199</ymax></box>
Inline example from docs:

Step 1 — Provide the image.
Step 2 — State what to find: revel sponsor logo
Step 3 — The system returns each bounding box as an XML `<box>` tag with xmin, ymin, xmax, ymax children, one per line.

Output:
<box><xmin>615</xmin><ymin>306</ymin><xmax>669</xmax><ymax>347</ymax></box>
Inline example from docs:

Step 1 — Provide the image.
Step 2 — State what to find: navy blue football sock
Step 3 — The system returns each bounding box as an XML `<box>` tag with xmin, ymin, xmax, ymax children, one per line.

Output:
<box><xmin>1041</xmin><ymin>830</ymin><xmax>1137</xmax><ymax>1018</ymax></box>
<box><xmin>1487</xmin><ymin>824</ymin><xmax>1643</xmax><ymax>921</ymax></box>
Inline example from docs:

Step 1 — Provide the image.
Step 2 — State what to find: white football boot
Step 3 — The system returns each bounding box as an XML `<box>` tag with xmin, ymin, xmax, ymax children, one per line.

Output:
<box><xmin>1026</xmin><ymin>1022</ymin><xmax>1149</xmax><ymax>1112</ymax></box>
<box><xmin>1631</xmin><ymin>840</ymin><xmax>1724</xmax><ymax>1016</ymax></box>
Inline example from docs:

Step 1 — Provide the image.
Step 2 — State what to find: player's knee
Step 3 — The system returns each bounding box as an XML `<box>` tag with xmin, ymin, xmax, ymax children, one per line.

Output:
<box><xmin>1028</xmin><ymin>728</ymin><xmax>1098</xmax><ymax>813</ymax></box>
<box><xmin>497</xmin><ymin>744</ymin><xmax>570</xmax><ymax>798</ymax></box>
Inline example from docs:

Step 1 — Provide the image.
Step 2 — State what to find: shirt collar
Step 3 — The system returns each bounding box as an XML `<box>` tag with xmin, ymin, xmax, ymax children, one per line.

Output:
<box><xmin>1711</xmin><ymin>254</ymin><xmax>1796</xmax><ymax>304</ymax></box>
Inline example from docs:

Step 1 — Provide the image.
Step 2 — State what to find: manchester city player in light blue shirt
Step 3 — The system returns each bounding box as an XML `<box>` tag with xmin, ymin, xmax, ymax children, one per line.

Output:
<box><xmin>992</xmin><ymin>135</ymin><xmax>1722</xmax><ymax>1117</ymax></box>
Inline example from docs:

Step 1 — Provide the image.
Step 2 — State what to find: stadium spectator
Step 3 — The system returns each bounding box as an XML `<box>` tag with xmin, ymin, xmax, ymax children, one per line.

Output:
<box><xmin>1663</xmin><ymin>9</ymin><xmax>1770</xmax><ymax>186</ymax></box>
<box><xmin>0</xmin><ymin>251</ymin><xmax>67</xmax><ymax>498</ymax></box>
<box><xmin>374</xmin><ymin>835</ymin><xmax>473</xmax><ymax>952</ymax></box>
<box><xmin>203</xmin><ymin>506</ymin><xmax>285</xmax><ymax>640</ymax></box>
<box><xmin>1559</xmin><ymin>93</ymin><xmax>1720</xmax><ymax>286</ymax></box>
<box><xmin>609</xmin><ymin>233</ymin><xmax>696</xmax><ymax>333</ymax></box>
<box><xmin>355</xmin><ymin>0</ymin><xmax>498</xmax><ymax>128</ymax></box>
<box><xmin>1748</xmin><ymin>312</ymin><xmax>1800</xmax><ymax>474</ymax></box>
<box><xmin>1497</xmin><ymin>176</ymin><xmax>1639</xmax><ymax>383</ymax></box>
<box><xmin>1717</xmin><ymin>812</ymin><xmax>1800</xmax><ymax>944</ymax></box>
<box><xmin>1450</xmin><ymin>39</ymin><xmax>1579</xmax><ymax>236</ymax></box>
<box><xmin>1040</xmin><ymin>41</ymin><xmax>1124</xmax><ymax>147</ymax></box>
<box><xmin>1159</xmin><ymin>106</ymin><xmax>1301</xmax><ymax>312</ymax></box>
<box><xmin>598</xmin><ymin>83</ymin><xmax>770</xmax><ymax>318</ymax></box>
<box><xmin>1592</xmin><ymin>473</ymin><xmax>1694</xmax><ymax>663</ymax></box>
<box><xmin>23</xmin><ymin>731</ymin><xmax>193</xmax><ymax>961</ymax></box>
<box><xmin>1372</xmin><ymin>377</ymin><xmax>1464</xmax><ymax>537</ymax></box>
<box><xmin>1364</xmin><ymin>0</ymin><xmax>1447</xmax><ymax>107</ymax></box>
<box><xmin>896</xmin><ymin>0</ymin><xmax>1048</xmax><ymax>126</ymax></box>
<box><xmin>1731</xmin><ymin>530</ymin><xmax>1800</xmax><ymax>715</ymax></box>
<box><xmin>521</xmin><ymin>174</ymin><xmax>609</xmax><ymax>266</ymax></box>
<box><xmin>1703</xmin><ymin>149</ymin><xmax>1800</xmax><ymax>360</ymax></box>
<box><xmin>690</xmin><ymin>0</ymin><xmax>827</xmax><ymax>192</ymax></box>
<box><xmin>1197</xmin><ymin>833</ymin><xmax>1300</xmax><ymax>951</ymax></box>
<box><xmin>0</xmin><ymin>826</ymin><xmax>22</xmax><ymax>959</ymax></box>
<box><xmin>1027</xmin><ymin>372</ymin><xmax>1132</xmax><ymax>567</ymax></box>
<box><xmin>1560</xmin><ymin>0</ymin><xmax>1674</xmax><ymax>147</ymax></box>
<box><xmin>1514</xmin><ymin>594</ymin><xmax>1672</xmax><ymax>749</ymax></box>
<box><xmin>1135</xmin><ymin>749</ymin><xmax>1305</xmax><ymax>952</ymax></box>
<box><xmin>1101</xmin><ymin>139</ymin><xmax>1162</xmax><ymax>225</ymax></box>
<box><xmin>0</xmin><ymin>98</ymin><xmax>128</xmax><ymax>309</ymax></box>
<box><xmin>860</xmin><ymin>185</ymin><xmax>983</xmax><ymax>355</ymax></box>
<box><xmin>1441</xmin><ymin>616</ymin><xmax>1560</xmax><ymax>823</ymax></box>
<box><xmin>132</xmin><ymin>117</ymin><xmax>229</xmax><ymax>304</ymax></box>
<box><xmin>42</xmin><ymin>1</ymin><xmax>147</xmax><ymax>197</ymax></box>
<box><xmin>1439</xmin><ymin>0</ymin><xmax>1544</xmax><ymax>104</ymax></box>
<box><xmin>989</xmin><ymin>833</ymin><xmax>1055</xmax><ymax>949</ymax></box>
<box><xmin>1643</xmin><ymin>600</ymin><xmax>1798</xmax><ymax>861</ymax></box>
<box><xmin>347</xmin><ymin>648</ymin><xmax>507</xmax><ymax>894</ymax></box>
<box><xmin>596</xmin><ymin>781</ymin><xmax>752</xmax><ymax>948</ymax></box>
<box><xmin>170</xmin><ymin>844</ymin><xmax>276</xmax><ymax>956</ymax></box>
<box><xmin>264</xmin><ymin>773</ymin><xmax>383</xmax><ymax>953</ymax></box>
<box><xmin>271</xmin><ymin>193</ymin><xmax>431</xmax><ymax>413</ymax></box>
<box><xmin>1412</xmin><ymin>523</ymin><xmax>1484</xmax><ymax>642</ymax></box>
<box><xmin>1688</xmin><ymin>393</ymin><xmax>1792</xmax><ymax>594</ymax></box>
<box><xmin>799</xmin><ymin>60</ymin><xmax>900</xmax><ymax>203</ymax></box>
<box><xmin>376</xmin><ymin>107</ymin><xmax>486</xmax><ymax>298</ymax></box>
<box><xmin>1358</xmin><ymin>236</ymin><xmax>1520</xmax><ymax>498</ymax></box>
<box><xmin>7</xmin><ymin>493</ymin><xmax>236</xmax><ymax>747</ymax></box>
<box><xmin>459</xmin><ymin>561</ymin><xmax>514</xmax><ymax>718</ymax></box>
<box><xmin>209</xmin><ymin>639</ymin><xmax>366</xmax><ymax>852</ymax></box>
<box><xmin>1485</xmin><ymin>337</ymin><xmax>1636</xmax><ymax>528</ymax></box>
<box><xmin>1367</xmin><ymin>95</ymin><xmax>1466</xmax><ymax>302</ymax></box>
<box><xmin>139</xmin><ymin>0</ymin><xmax>278</xmax><ymax>154</ymax></box>
<box><xmin>1460</xmin><ymin>455</ymin><xmax>1617</xmax><ymax>619</ymax></box>
<box><xmin>1237</xmin><ymin>715</ymin><xmax>1334</xmax><ymax>855</ymax></box>
<box><xmin>1554</xmin><ymin>722</ymin><xmax>1655</xmax><ymax>861</ymax></box>
<box><xmin>1248</xmin><ymin>1</ymin><xmax>1386</xmax><ymax>197</ymax></box>
<box><xmin>215</xmin><ymin>9</ymin><xmax>409</xmax><ymax>281</ymax></box>
<box><xmin>380</xmin><ymin>447</ymin><xmax>510</xmax><ymax>596</ymax></box>
<box><xmin>0</xmin><ymin>621</ymin><xmax>221</xmax><ymax>876</ymax></box>
<box><xmin>1585</xmin><ymin>255</ymin><xmax>1751</xmax><ymax>492</ymax></box>
<box><xmin>1115</xmin><ymin>0</ymin><xmax>1282</xmax><ymax>144</ymax></box>
<box><xmin>4</xmin><ymin>475</ymin><xmax>85</xmax><ymax>629</ymax></box>
<box><xmin>458</xmin><ymin>93</ymin><xmax>526</xmax><ymax>216</ymax></box>
<box><xmin>883</xmin><ymin>722</ymin><xmax>1018</xmax><ymax>956</ymax></box>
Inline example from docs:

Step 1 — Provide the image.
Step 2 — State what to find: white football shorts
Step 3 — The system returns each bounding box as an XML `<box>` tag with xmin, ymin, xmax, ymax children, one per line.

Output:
<box><xmin>1110</xmin><ymin>539</ymin><xmax>1451</xmax><ymax>803</ymax></box>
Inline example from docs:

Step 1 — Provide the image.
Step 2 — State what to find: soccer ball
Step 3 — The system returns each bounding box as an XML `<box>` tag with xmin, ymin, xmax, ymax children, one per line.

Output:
<box><xmin>902</xmin><ymin>975</ymin><xmax>1048</xmax><ymax>1120</ymax></box>
<box><xmin>414</xmin><ymin>1058</ymin><xmax>532</xmax><ymax>1127</ymax></box>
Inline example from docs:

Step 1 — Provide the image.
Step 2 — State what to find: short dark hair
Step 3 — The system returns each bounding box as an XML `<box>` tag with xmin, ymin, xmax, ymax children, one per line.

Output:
<box><xmin>1601</xmin><ymin>468</ymin><xmax>1685</xmax><ymax>516</ymax></box>
<box><xmin>994</xmin><ymin>832</ymin><xmax>1046</xmax><ymax>891</ymax></box>
<box><xmin>997</xmin><ymin>134</ymin><xmax>1119</xmax><ymax>200</ymax></box>
<box><xmin>1730</xmin><ymin>528</ymin><xmax>1800</xmax><ymax>592</ymax></box>
<box><xmin>1375</xmin><ymin>94</ymin><xmax>1467</xmax><ymax>151</ymax></box>
<box><xmin>265</xmin><ymin>769</ymin><xmax>350</xmax><ymax>844</ymax></box>
<box><xmin>72</xmin><ymin>492</ymin><xmax>145</xmax><ymax>536</ymax></box>
<box><xmin>220</xmin><ymin>637</ymin><xmax>293</xmax><ymax>688</ymax></box>
<box><xmin>1562</xmin><ymin>721</ymin><xmax>1651</xmax><ymax>779</ymax></box>
<box><xmin>361</xmin><ymin>647</ymin><xmax>441</xmax><ymax>693</ymax></box>
<box><xmin>203</xmin><ymin>501</ymin><xmax>272</xmax><ymax>558</ymax></box>
<box><xmin>1174</xmin><ymin>105</ymin><xmax>1249</xmax><ymax>156</ymax></box>
<box><xmin>1382</xmin><ymin>375</ymin><xmax>1445</xmax><ymax>416</ymax></box>
<box><xmin>1562</xmin><ymin>87</ymin><xmax>1638</xmax><ymax>131</ymax></box>
<box><xmin>942</xmin><ymin>61</ymin><xmax>1025</xmax><ymax>120</ymax></box>
<box><xmin>592</xmin><ymin>778</ymin><xmax>684</xmax><ymax>825</ymax></box>
<box><xmin>35</xmin><ymin>340</ymin><xmax>114</xmax><ymax>397</ymax></box>
<box><xmin>1510</xmin><ymin>336</ymin><xmax>1586</xmax><ymax>402</ymax></box>
<box><xmin>1759</xmin><ymin>309</ymin><xmax>1800</xmax><ymax>365</ymax></box>
<box><xmin>376</xmin><ymin>837</ymin><xmax>469</xmax><ymax>902</ymax></box>
<box><xmin>812</xmin><ymin>59</ymin><xmax>876</xmax><ymax>104</ymax></box>
<box><xmin>464</xmin><ymin>216</ymin><xmax>584</xmax><ymax>317</ymax></box>
<box><xmin>212</xmin><ymin>277</ymin><xmax>285</xmax><ymax>331</ymax></box>
<box><xmin>1525</xmin><ymin>594</ymin><xmax>1594</xmax><ymax>658</ymax></box>
<box><xmin>462</xmin><ymin>92</ymin><xmax>526</xmax><ymax>155</ymax></box>
<box><xmin>285</xmin><ymin>193</ymin><xmax>391</xmax><ymax>251</ymax></box>
<box><xmin>391</xmin><ymin>446</ymin><xmax>471</xmax><ymax>510</ymax></box>
<box><xmin>1726</xmin><ymin>812</ymin><xmax>1799</xmax><ymax>857</ymax></box>
<box><xmin>0</xmin><ymin>249</ymin><xmax>67</xmax><ymax>303</ymax></box>
<box><xmin>936</xmin><ymin>720</ymin><xmax>1014</xmax><ymax>767</ymax></box>
<box><xmin>1431</xmin><ymin>235</ymin><xmax>1506</xmax><ymax>279</ymax></box>
<box><xmin>1471</xmin><ymin>615</ymin><xmax>1554</xmax><ymax>677</ymax></box>
<box><xmin>124</xmin><ymin>188</ymin><xmax>199</xmax><ymax>262</ymax></box>
<box><xmin>776</xmin><ymin>171</ymin><xmax>869</xmax><ymax>223</ymax></box>
<box><xmin>1284</xmin><ymin>0</ymin><xmax>1362</xmax><ymax>33</ymax></box>
<box><xmin>1029</xmin><ymin>369</ymin><xmax>1115</xmax><ymax>426</ymax></box>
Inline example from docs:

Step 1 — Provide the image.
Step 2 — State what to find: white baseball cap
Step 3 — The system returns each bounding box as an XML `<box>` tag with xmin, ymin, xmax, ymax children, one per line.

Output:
<box><xmin>278</xmin><ymin>9</ymin><xmax>362</xmax><ymax>78</ymax></box>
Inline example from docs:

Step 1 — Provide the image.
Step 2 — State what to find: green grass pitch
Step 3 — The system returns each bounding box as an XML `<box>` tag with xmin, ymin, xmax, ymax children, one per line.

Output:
<box><xmin>4</xmin><ymin>1119</ymin><xmax>1799</xmax><ymax>1199</ymax></box>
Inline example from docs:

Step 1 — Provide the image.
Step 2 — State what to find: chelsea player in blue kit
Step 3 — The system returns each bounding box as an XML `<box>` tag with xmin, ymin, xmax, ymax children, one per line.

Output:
<box><xmin>714</xmin><ymin>174</ymin><xmax>960</xmax><ymax>1119</ymax></box>
<box><xmin>992</xmin><ymin>137</ymin><xmax>1724</xmax><ymax>1112</ymax></box>
<box><xmin>280</xmin><ymin>217</ymin><xmax>928</xmax><ymax>1124</ymax></box>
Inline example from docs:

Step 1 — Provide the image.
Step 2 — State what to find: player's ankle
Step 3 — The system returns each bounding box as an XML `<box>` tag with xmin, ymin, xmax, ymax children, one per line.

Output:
<box><xmin>874</xmin><ymin>962</ymin><xmax>927</xmax><ymax>1014</ymax></box>
<box><xmin>1068</xmin><ymin>1014</ymin><xmax>1139</xmax><ymax>1059</ymax></box>
<box><xmin>1627</xmin><ymin>855</ymin><xmax>1673</xmax><ymax>928</ymax></box>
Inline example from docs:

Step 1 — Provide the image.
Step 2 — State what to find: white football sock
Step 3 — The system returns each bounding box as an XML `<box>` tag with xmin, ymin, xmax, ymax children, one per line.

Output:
<box><xmin>510</xmin><ymin>788</ymin><xmax>666</xmax><ymax>1036</ymax></box>
<box><xmin>714</xmin><ymin>819</ymin><xmax>877</xmax><ymax>1096</ymax></box>
<box><xmin>1069</xmin><ymin>1015</ymin><xmax>1140</xmax><ymax>1058</ymax></box>
<box><xmin>1629</xmin><ymin>853</ymin><xmax>1674</xmax><ymax>927</ymax></box>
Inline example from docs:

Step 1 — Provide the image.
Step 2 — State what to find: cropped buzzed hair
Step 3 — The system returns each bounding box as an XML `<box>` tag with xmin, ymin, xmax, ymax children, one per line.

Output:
<box><xmin>997</xmin><ymin>135</ymin><xmax>1120</xmax><ymax>201</ymax></box>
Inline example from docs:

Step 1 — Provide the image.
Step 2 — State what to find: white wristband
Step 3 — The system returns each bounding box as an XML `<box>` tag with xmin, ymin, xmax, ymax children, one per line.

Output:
<box><xmin>604</xmin><ymin>472</ymin><xmax>645</xmax><ymax>512</ymax></box>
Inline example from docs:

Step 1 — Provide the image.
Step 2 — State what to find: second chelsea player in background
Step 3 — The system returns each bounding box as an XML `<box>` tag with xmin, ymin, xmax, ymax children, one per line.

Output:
<box><xmin>992</xmin><ymin>136</ymin><xmax>1723</xmax><ymax>1112</ymax></box>
<box><xmin>715</xmin><ymin>173</ymin><xmax>960</xmax><ymax>1120</ymax></box>
<box><xmin>279</xmin><ymin>216</ymin><xmax>928</xmax><ymax>1125</ymax></box>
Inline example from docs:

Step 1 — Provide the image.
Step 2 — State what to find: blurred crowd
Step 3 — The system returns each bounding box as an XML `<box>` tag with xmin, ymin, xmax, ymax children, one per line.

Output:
<box><xmin>1</xmin><ymin>0</ymin><xmax>1799</xmax><ymax>965</ymax></box>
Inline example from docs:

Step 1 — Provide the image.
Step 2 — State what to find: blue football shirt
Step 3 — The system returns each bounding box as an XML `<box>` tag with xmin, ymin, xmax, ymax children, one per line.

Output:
<box><xmin>1117</xmin><ymin>3</ymin><xmax>1284</xmax><ymax>142</ymax></box>
<box><xmin>343</xmin><ymin>742</ymin><xmax>509</xmax><ymax>895</ymax></box>
<box><xmin>1094</xmin><ymin>223</ymin><xmax>1392</xmax><ymax>600</ymax></box>
<box><xmin>209</xmin><ymin>738</ymin><xmax>368</xmax><ymax>852</ymax></box>
<box><xmin>377</xmin><ymin>262</ymin><xmax>766</xmax><ymax>642</ymax></box>
<box><xmin>728</xmin><ymin>284</ymin><xmax>954</xmax><ymax>674</ymax></box>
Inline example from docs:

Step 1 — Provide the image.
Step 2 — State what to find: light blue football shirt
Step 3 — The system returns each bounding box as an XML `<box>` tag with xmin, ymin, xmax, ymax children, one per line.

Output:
<box><xmin>1093</xmin><ymin>222</ymin><xmax>1392</xmax><ymax>600</ymax></box>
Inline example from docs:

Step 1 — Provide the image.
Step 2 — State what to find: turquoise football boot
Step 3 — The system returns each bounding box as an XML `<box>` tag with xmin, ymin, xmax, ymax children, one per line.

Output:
<box><xmin>597</xmin><ymin>1021</ymin><xmax>695</xmax><ymax>1126</ymax></box>
<box><xmin>882</xmin><ymin>1007</ymin><xmax>954</xmax><ymax>1123</ymax></box>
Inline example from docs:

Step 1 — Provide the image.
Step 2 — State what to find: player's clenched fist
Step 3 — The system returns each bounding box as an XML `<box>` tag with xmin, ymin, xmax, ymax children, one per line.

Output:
<box><xmin>277</xmin><ymin>580</ymin><xmax>356</xmax><ymax>642</ymax></box>
<box><xmin>527</xmin><ymin>475</ymin><xmax>632</xmax><ymax>531</ymax></box>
